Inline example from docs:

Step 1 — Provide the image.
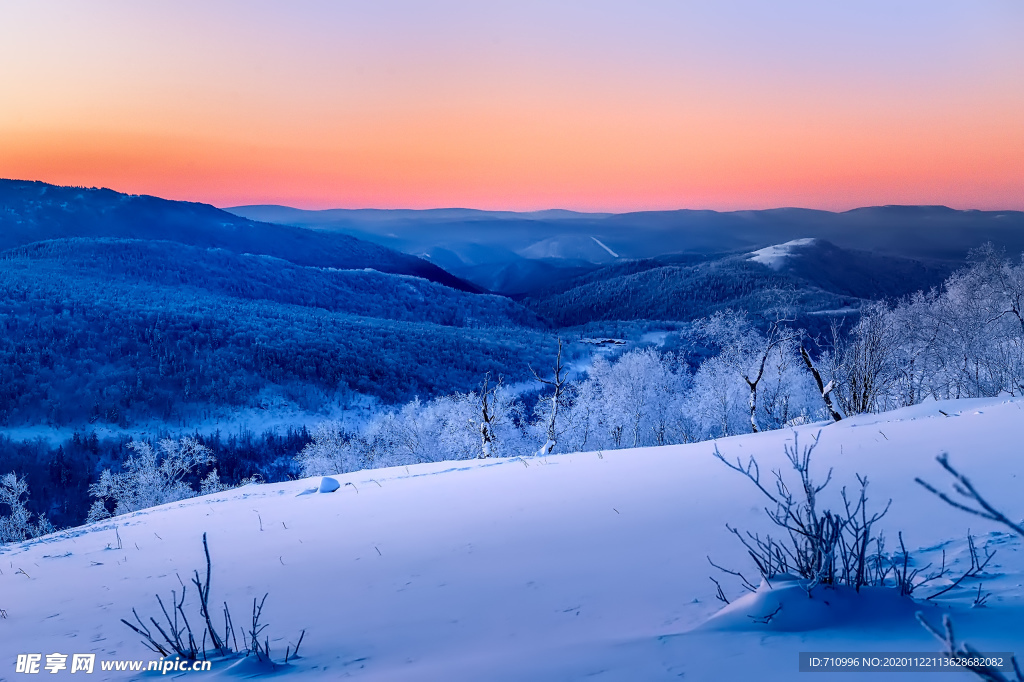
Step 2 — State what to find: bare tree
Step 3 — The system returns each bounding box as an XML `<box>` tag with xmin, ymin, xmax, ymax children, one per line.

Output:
<box><xmin>799</xmin><ymin>336</ymin><xmax>842</xmax><ymax>422</ymax></box>
<box><xmin>744</xmin><ymin>318</ymin><xmax>800</xmax><ymax>434</ymax></box>
<box><xmin>831</xmin><ymin>302</ymin><xmax>905</xmax><ymax>415</ymax></box>
<box><xmin>531</xmin><ymin>338</ymin><xmax>569</xmax><ymax>455</ymax></box>
<box><xmin>476</xmin><ymin>373</ymin><xmax>500</xmax><ymax>458</ymax></box>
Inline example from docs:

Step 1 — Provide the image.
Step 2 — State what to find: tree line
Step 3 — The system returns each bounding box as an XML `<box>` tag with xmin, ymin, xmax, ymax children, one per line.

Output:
<box><xmin>297</xmin><ymin>244</ymin><xmax>1024</xmax><ymax>475</ymax></box>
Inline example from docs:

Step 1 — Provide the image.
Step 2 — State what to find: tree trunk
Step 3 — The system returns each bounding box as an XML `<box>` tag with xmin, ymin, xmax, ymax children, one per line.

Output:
<box><xmin>800</xmin><ymin>345</ymin><xmax>842</xmax><ymax>422</ymax></box>
<box><xmin>479</xmin><ymin>421</ymin><xmax>493</xmax><ymax>458</ymax></box>
<box><xmin>478</xmin><ymin>377</ymin><xmax>495</xmax><ymax>458</ymax></box>
<box><xmin>746</xmin><ymin>379</ymin><xmax>759</xmax><ymax>433</ymax></box>
<box><xmin>539</xmin><ymin>395</ymin><xmax>558</xmax><ymax>455</ymax></box>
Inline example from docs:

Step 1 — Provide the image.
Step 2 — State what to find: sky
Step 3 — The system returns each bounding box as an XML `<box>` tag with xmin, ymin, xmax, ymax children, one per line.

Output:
<box><xmin>1</xmin><ymin>1</ymin><xmax>1022</xmax><ymax>212</ymax></box>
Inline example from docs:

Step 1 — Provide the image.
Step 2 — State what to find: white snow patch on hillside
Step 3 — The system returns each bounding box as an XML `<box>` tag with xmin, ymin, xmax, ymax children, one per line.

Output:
<box><xmin>748</xmin><ymin>237</ymin><xmax>818</xmax><ymax>270</ymax></box>
<box><xmin>2</xmin><ymin>398</ymin><xmax>1022</xmax><ymax>680</ymax></box>
<box><xmin>590</xmin><ymin>236</ymin><xmax>619</xmax><ymax>258</ymax></box>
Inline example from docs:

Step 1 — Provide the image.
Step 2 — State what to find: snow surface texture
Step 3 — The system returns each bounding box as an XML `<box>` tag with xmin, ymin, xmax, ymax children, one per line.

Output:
<box><xmin>1</xmin><ymin>398</ymin><xmax>1022</xmax><ymax>680</ymax></box>
<box><xmin>748</xmin><ymin>237</ymin><xmax>819</xmax><ymax>270</ymax></box>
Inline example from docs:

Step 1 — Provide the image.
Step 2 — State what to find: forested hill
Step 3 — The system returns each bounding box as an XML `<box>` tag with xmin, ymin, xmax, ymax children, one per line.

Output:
<box><xmin>5</xmin><ymin>238</ymin><xmax>545</xmax><ymax>328</ymax></box>
<box><xmin>0</xmin><ymin>179</ymin><xmax>477</xmax><ymax>292</ymax></box>
<box><xmin>522</xmin><ymin>239</ymin><xmax>956</xmax><ymax>328</ymax></box>
<box><xmin>0</xmin><ymin>234</ymin><xmax>554</xmax><ymax>427</ymax></box>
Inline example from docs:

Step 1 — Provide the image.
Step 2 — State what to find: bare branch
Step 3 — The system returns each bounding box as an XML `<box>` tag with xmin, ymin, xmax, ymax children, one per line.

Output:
<box><xmin>916</xmin><ymin>454</ymin><xmax>1024</xmax><ymax>539</ymax></box>
<box><xmin>917</xmin><ymin>613</ymin><xmax>1021</xmax><ymax>682</ymax></box>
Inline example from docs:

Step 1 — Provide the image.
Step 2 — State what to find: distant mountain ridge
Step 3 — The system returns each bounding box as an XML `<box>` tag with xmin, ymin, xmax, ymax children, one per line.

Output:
<box><xmin>0</xmin><ymin>179</ymin><xmax>477</xmax><ymax>292</ymax></box>
<box><xmin>228</xmin><ymin>202</ymin><xmax>1024</xmax><ymax>295</ymax></box>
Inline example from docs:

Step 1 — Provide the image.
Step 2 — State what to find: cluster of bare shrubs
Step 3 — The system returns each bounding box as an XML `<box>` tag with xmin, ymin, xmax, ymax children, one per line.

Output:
<box><xmin>712</xmin><ymin>433</ymin><xmax>1022</xmax><ymax>681</ymax></box>
<box><xmin>122</xmin><ymin>533</ymin><xmax>305</xmax><ymax>669</ymax></box>
<box><xmin>712</xmin><ymin>432</ymin><xmax>950</xmax><ymax>597</ymax></box>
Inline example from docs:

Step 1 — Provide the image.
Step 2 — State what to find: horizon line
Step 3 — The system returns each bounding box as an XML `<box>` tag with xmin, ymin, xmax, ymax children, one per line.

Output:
<box><xmin>3</xmin><ymin>177</ymin><xmax>1021</xmax><ymax>216</ymax></box>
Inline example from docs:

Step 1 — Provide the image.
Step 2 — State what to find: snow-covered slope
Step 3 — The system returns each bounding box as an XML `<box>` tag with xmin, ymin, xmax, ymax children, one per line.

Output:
<box><xmin>748</xmin><ymin>237</ymin><xmax>819</xmax><ymax>269</ymax></box>
<box><xmin>2</xmin><ymin>399</ymin><xmax>1022</xmax><ymax>680</ymax></box>
<box><xmin>517</xmin><ymin>235</ymin><xmax>620</xmax><ymax>264</ymax></box>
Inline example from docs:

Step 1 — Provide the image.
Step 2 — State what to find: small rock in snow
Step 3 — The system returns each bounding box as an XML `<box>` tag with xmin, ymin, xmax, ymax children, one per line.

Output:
<box><xmin>319</xmin><ymin>477</ymin><xmax>341</xmax><ymax>493</ymax></box>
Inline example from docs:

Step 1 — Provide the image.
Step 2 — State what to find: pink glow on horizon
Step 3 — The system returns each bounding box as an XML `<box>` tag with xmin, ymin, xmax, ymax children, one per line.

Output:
<box><xmin>1</xmin><ymin>2</ymin><xmax>1022</xmax><ymax>212</ymax></box>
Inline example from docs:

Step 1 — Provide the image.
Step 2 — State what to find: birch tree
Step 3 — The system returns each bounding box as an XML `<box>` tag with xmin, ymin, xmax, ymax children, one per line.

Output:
<box><xmin>532</xmin><ymin>338</ymin><xmax>569</xmax><ymax>455</ymax></box>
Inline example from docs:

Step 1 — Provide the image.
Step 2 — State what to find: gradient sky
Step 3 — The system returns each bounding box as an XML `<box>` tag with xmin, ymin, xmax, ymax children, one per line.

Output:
<box><xmin>2</xmin><ymin>1</ymin><xmax>1022</xmax><ymax>211</ymax></box>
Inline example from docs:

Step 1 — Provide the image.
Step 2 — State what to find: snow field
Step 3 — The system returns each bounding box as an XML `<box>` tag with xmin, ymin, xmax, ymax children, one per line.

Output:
<box><xmin>1</xmin><ymin>398</ymin><xmax>1022</xmax><ymax>680</ymax></box>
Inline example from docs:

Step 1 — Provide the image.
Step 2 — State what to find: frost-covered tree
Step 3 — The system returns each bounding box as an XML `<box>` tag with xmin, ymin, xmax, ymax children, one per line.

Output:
<box><xmin>298</xmin><ymin>387</ymin><xmax>529</xmax><ymax>476</ymax></box>
<box><xmin>556</xmin><ymin>378</ymin><xmax>599</xmax><ymax>453</ymax></box>
<box><xmin>692</xmin><ymin>308</ymin><xmax>802</xmax><ymax>433</ymax></box>
<box><xmin>468</xmin><ymin>375</ymin><xmax>524</xmax><ymax>458</ymax></box>
<box><xmin>827</xmin><ymin>301</ymin><xmax>905</xmax><ymax>415</ymax></box>
<box><xmin>930</xmin><ymin>246</ymin><xmax>1024</xmax><ymax>398</ymax></box>
<box><xmin>962</xmin><ymin>243</ymin><xmax>1024</xmax><ymax>334</ymax></box>
<box><xmin>0</xmin><ymin>473</ymin><xmax>54</xmax><ymax>543</ymax></box>
<box><xmin>295</xmin><ymin>420</ymin><xmax>360</xmax><ymax>477</ymax></box>
<box><xmin>602</xmin><ymin>349</ymin><xmax>661</xmax><ymax>447</ymax></box>
<box><xmin>531</xmin><ymin>338</ymin><xmax>570</xmax><ymax>455</ymax></box>
<box><xmin>369</xmin><ymin>397</ymin><xmax>477</xmax><ymax>465</ymax></box>
<box><xmin>375</xmin><ymin>391</ymin><xmax>526</xmax><ymax>463</ymax></box>
<box><xmin>197</xmin><ymin>468</ymin><xmax>262</xmax><ymax>496</ymax></box>
<box><xmin>548</xmin><ymin>347</ymin><xmax>695</xmax><ymax>452</ymax></box>
<box><xmin>819</xmin><ymin>246</ymin><xmax>1024</xmax><ymax>412</ymax></box>
<box><xmin>581</xmin><ymin>348</ymin><xmax>691</xmax><ymax>449</ymax></box>
<box><xmin>686</xmin><ymin>353</ymin><xmax>748</xmax><ymax>439</ymax></box>
<box><xmin>87</xmin><ymin>437</ymin><xmax>216</xmax><ymax>521</ymax></box>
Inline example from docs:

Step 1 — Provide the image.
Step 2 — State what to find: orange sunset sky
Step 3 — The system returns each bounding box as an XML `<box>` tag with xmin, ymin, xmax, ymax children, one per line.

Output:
<box><xmin>1</xmin><ymin>1</ymin><xmax>1022</xmax><ymax>212</ymax></box>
